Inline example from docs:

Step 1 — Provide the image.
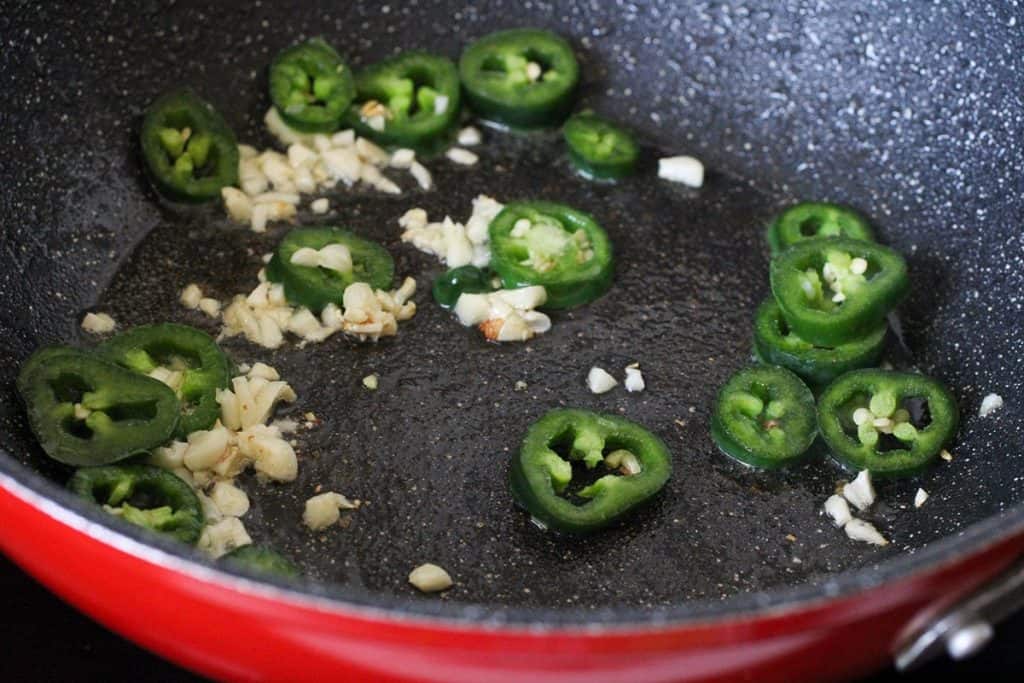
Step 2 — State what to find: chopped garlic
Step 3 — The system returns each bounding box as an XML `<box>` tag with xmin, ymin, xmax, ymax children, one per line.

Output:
<box><xmin>81</xmin><ymin>312</ymin><xmax>116</xmax><ymax>334</ymax></box>
<box><xmin>979</xmin><ymin>393</ymin><xmax>1004</xmax><ymax>417</ymax></box>
<box><xmin>211</xmin><ymin>480</ymin><xmax>250</xmax><ymax>517</ymax></box>
<box><xmin>842</xmin><ymin>470</ymin><xmax>876</xmax><ymax>511</ymax></box>
<box><xmin>217</xmin><ymin>375</ymin><xmax>297</xmax><ymax>431</ymax></box>
<box><xmin>624</xmin><ymin>365</ymin><xmax>645</xmax><ymax>392</ymax></box>
<box><xmin>290</xmin><ymin>243</ymin><xmax>353</xmax><ymax>274</ymax></box>
<box><xmin>400</xmin><ymin>196</ymin><xmax>501</xmax><ymax>269</ymax></box>
<box><xmin>587</xmin><ymin>367</ymin><xmax>618</xmax><ymax>394</ymax></box>
<box><xmin>362</xmin><ymin>373</ymin><xmax>379</xmax><ymax>390</ymax></box>
<box><xmin>408</xmin><ymin>563</ymin><xmax>453</xmax><ymax>593</ymax></box>
<box><xmin>844</xmin><ymin>518</ymin><xmax>888</xmax><ymax>546</ymax></box>
<box><xmin>914</xmin><ymin>488</ymin><xmax>929</xmax><ymax>508</ymax></box>
<box><xmin>183</xmin><ymin>423</ymin><xmax>232</xmax><ymax>471</ymax></box>
<box><xmin>456</xmin><ymin>126</ymin><xmax>482</xmax><ymax>146</ymax></box>
<box><xmin>180</xmin><ymin>284</ymin><xmax>203</xmax><ymax>310</ymax></box>
<box><xmin>409</xmin><ymin>161</ymin><xmax>433</xmax><ymax>190</ymax></box>
<box><xmin>310</xmin><ymin>197</ymin><xmax>329</xmax><ymax>214</ymax></box>
<box><xmin>453</xmin><ymin>286</ymin><xmax>550</xmax><ymax>342</ymax></box>
<box><xmin>446</xmin><ymin>147</ymin><xmax>479</xmax><ymax>166</ymax></box>
<box><xmin>658</xmin><ymin>155</ymin><xmax>705</xmax><ymax>187</ymax></box>
<box><xmin>389</xmin><ymin>148</ymin><xmax>416</xmax><ymax>169</ymax></box>
<box><xmin>303</xmin><ymin>492</ymin><xmax>358</xmax><ymax>531</ymax></box>
<box><xmin>198</xmin><ymin>298</ymin><xmax>221</xmax><ymax>318</ymax></box>
<box><xmin>824</xmin><ymin>494</ymin><xmax>852</xmax><ymax>527</ymax></box>
<box><xmin>239</xmin><ymin>424</ymin><xmax>298</xmax><ymax>482</ymax></box>
<box><xmin>198</xmin><ymin>517</ymin><xmax>252</xmax><ymax>558</ymax></box>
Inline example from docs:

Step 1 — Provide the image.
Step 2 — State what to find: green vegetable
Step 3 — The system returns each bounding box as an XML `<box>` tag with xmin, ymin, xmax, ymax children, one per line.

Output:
<box><xmin>766</xmin><ymin>202</ymin><xmax>875</xmax><ymax>255</ymax></box>
<box><xmin>269</xmin><ymin>38</ymin><xmax>356</xmax><ymax>133</ymax></box>
<box><xmin>509</xmin><ymin>409</ymin><xmax>672</xmax><ymax>534</ymax></box>
<box><xmin>753</xmin><ymin>298</ymin><xmax>887</xmax><ymax>389</ymax></box>
<box><xmin>710</xmin><ymin>365</ymin><xmax>818</xmax><ymax>469</ymax></box>
<box><xmin>348</xmin><ymin>51</ymin><xmax>460</xmax><ymax>151</ymax></box>
<box><xmin>69</xmin><ymin>465</ymin><xmax>204</xmax><ymax>544</ymax></box>
<box><xmin>266</xmin><ymin>227</ymin><xmax>395</xmax><ymax>313</ymax></box>
<box><xmin>17</xmin><ymin>347</ymin><xmax>180</xmax><ymax>467</ymax></box>
<box><xmin>817</xmin><ymin>369</ymin><xmax>959</xmax><ymax>477</ymax></box>
<box><xmin>140</xmin><ymin>88</ymin><xmax>239</xmax><ymax>202</ymax></box>
<box><xmin>100</xmin><ymin>324</ymin><xmax>232</xmax><ymax>438</ymax></box>
<box><xmin>769</xmin><ymin>237</ymin><xmax>909</xmax><ymax>346</ymax></box>
<box><xmin>459</xmin><ymin>28</ymin><xmax>579</xmax><ymax>128</ymax></box>
<box><xmin>222</xmin><ymin>545</ymin><xmax>300</xmax><ymax>578</ymax></box>
<box><xmin>431</xmin><ymin>266</ymin><xmax>497</xmax><ymax>309</ymax></box>
<box><xmin>563</xmin><ymin>112</ymin><xmax>638</xmax><ymax>180</ymax></box>
<box><xmin>488</xmin><ymin>200</ymin><xmax>613</xmax><ymax>309</ymax></box>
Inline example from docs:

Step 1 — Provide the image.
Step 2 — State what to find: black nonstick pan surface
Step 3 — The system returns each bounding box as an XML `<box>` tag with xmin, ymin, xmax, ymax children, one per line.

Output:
<box><xmin>0</xmin><ymin>0</ymin><xmax>1021</xmax><ymax>624</ymax></box>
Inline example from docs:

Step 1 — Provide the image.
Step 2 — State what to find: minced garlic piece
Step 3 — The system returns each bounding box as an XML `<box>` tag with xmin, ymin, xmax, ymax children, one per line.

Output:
<box><xmin>399</xmin><ymin>195</ymin><xmax>502</xmax><ymax>268</ymax></box>
<box><xmin>624</xmin><ymin>364</ymin><xmax>645</xmax><ymax>392</ymax></box>
<box><xmin>979</xmin><ymin>393</ymin><xmax>1004</xmax><ymax>418</ymax></box>
<box><xmin>81</xmin><ymin>312</ymin><xmax>116</xmax><ymax>334</ymax></box>
<box><xmin>409</xmin><ymin>563</ymin><xmax>453</xmax><ymax>593</ymax></box>
<box><xmin>658</xmin><ymin>155</ymin><xmax>705</xmax><ymax>187</ymax></box>
<box><xmin>587</xmin><ymin>367</ymin><xmax>618</xmax><ymax>394</ymax></box>
<box><xmin>180</xmin><ymin>284</ymin><xmax>203</xmax><ymax>310</ymax></box>
<box><xmin>211</xmin><ymin>480</ymin><xmax>250</xmax><ymax>518</ymax></box>
<box><xmin>844</xmin><ymin>518</ymin><xmax>888</xmax><ymax>546</ymax></box>
<box><xmin>453</xmin><ymin>286</ymin><xmax>550</xmax><ymax>342</ymax></box>
<box><xmin>303</xmin><ymin>492</ymin><xmax>359</xmax><ymax>531</ymax></box>
<box><xmin>198</xmin><ymin>517</ymin><xmax>252</xmax><ymax>558</ymax></box>
<box><xmin>841</xmin><ymin>470</ymin><xmax>875</xmax><ymax>511</ymax></box>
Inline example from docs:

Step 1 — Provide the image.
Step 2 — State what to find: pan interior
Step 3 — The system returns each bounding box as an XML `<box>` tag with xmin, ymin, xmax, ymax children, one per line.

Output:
<box><xmin>0</xmin><ymin>2</ymin><xmax>1021</xmax><ymax>618</ymax></box>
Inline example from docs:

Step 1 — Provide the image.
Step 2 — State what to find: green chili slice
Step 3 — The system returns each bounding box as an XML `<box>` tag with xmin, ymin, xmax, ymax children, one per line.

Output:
<box><xmin>769</xmin><ymin>237</ymin><xmax>909</xmax><ymax>346</ymax></box>
<box><xmin>817</xmin><ymin>369</ymin><xmax>959</xmax><ymax>478</ymax></box>
<box><xmin>459</xmin><ymin>28</ymin><xmax>579</xmax><ymax>128</ymax></box>
<box><xmin>488</xmin><ymin>200</ymin><xmax>613</xmax><ymax>309</ymax></box>
<box><xmin>753</xmin><ymin>298</ymin><xmax>887</xmax><ymax>389</ymax></box>
<box><xmin>766</xmin><ymin>202</ymin><xmax>875</xmax><ymax>255</ymax></box>
<box><xmin>348</xmin><ymin>51</ymin><xmax>461</xmax><ymax>151</ymax></box>
<box><xmin>140</xmin><ymin>88</ymin><xmax>239</xmax><ymax>202</ymax></box>
<box><xmin>69</xmin><ymin>464</ymin><xmax>204</xmax><ymax>544</ymax></box>
<box><xmin>17</xmin><ymin>347</ymin><xmax>180</xmax><ymax>467</ymax></box>
<box><xmin>563</xmin><ymin>112</ymin><xmax>638</xmax><ymax>180</ymax></box>
<box><xmin>269</xmin><ymin>37</ymin><xmax>356</xmax><ymax>133</ymax></box>
<box><xmin>266</xmin><ymin>227</ymin><xmax>395</xmax><ymax>313</ymax></box>
<box><xmin>509</xmin><ymin>409</ymin><xmax>671</xmax><ymax>534</ymax></box>
<box><xmin>711</xmin><ymin>365</ymin><xmax>818</xmax><ymax>469</ymax></box>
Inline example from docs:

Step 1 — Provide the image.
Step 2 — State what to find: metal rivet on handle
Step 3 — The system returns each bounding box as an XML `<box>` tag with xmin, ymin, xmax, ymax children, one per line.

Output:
<box><xmin>945</xmin><ymin>620</ymin><xmax>995</xmax><ymax>660</ymax></box>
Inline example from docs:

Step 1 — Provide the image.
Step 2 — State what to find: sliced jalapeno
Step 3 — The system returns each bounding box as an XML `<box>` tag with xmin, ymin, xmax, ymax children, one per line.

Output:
<box><xmin>431</xmin><ymin>265</ymin><xmax>497</xmax><ymax>309</ymax></box>
<box><xmin>266</xmin><ymin>227</ymin><xmax>395</xmax><ymax>313</ymax></box>
<box><xmin>100</xmin><ymin>324</ymin><xmax>231</xmax><ymax>438</ymax></box>
<box><xmin>817</xmin><ymin>369</ymin><xmax>959</xmax><ymax>478</ymax></box>
<box><xmin>770</xmin><ymin>237</ymin><xmax>909</xmax><ymax>346</ymax></box>
<box><xmin>69</xmin><ymin>464</ymin><xmax>204</xmax><ymax>544</ymax></box>
<box><xmin>269</xmin><ymin>38</ymin><xmax>356</xmax><ymax>133</ymax></box>
<box><xmin>17</xmin><ymin>347</ymin><xmax>180</xmax><ymax>467</ymax></box>
<box><xmin>348</xmin><ymin>51</ymin><xmax>460</xmax><ymax>151</ymax></box>
<box><xmin>488</xmin><ymin>200</ymin><xmax>613</xmax><ymax>309</ymax></box>
<box><xmin>459</xmin><ymin>28</ymin><xmax>579</xmax><ymax>128</ymax></box>
<box><xmin>753</xmin><ymin>298</ymin><xmax>887</xmax><ymax>389</ymax></box>
<box><xmin>766</xmin><ymin>202</ymin><xmax>875</xmax><ymax>255</ymax></box>
<box><xmin>140</xmin><ymin>88</ymin><xmax>239</xmax><ymax>202</ymax></box>
<box><xmin>509</xmin><ymin>409</ymin><xmax>672</xmax><ymax>534</ymax></box>
<box><xmin>711</xmin><ymin>365</ymin><xmax>818</xmax><ymax>469</ymax></box>
<box><xmin>563</xmin><ymin>112</ymin><xmax>638</xmax><ymax>180</ymax></box>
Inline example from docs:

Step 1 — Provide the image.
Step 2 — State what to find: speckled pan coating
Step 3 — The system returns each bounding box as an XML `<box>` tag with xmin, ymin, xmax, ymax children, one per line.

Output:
<box><xmin>0</xmin><ymin>1</ymin><xmax>1021</xmax><ymax>624</ymax></box>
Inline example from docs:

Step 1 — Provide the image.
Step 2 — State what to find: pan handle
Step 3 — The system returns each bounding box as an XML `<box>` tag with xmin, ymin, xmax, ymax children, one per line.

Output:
<box><xmin>894</xmin><ymin>556</ymin><xmax>1024</xmax><ymax>671</ymax></box>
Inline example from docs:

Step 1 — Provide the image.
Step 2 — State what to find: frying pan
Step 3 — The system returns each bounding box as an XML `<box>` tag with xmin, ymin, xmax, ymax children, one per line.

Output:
<box><xmin>1</xmin><ymin>1</ymin><xmax>1022</xmax><ymax>680</ymax></box>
